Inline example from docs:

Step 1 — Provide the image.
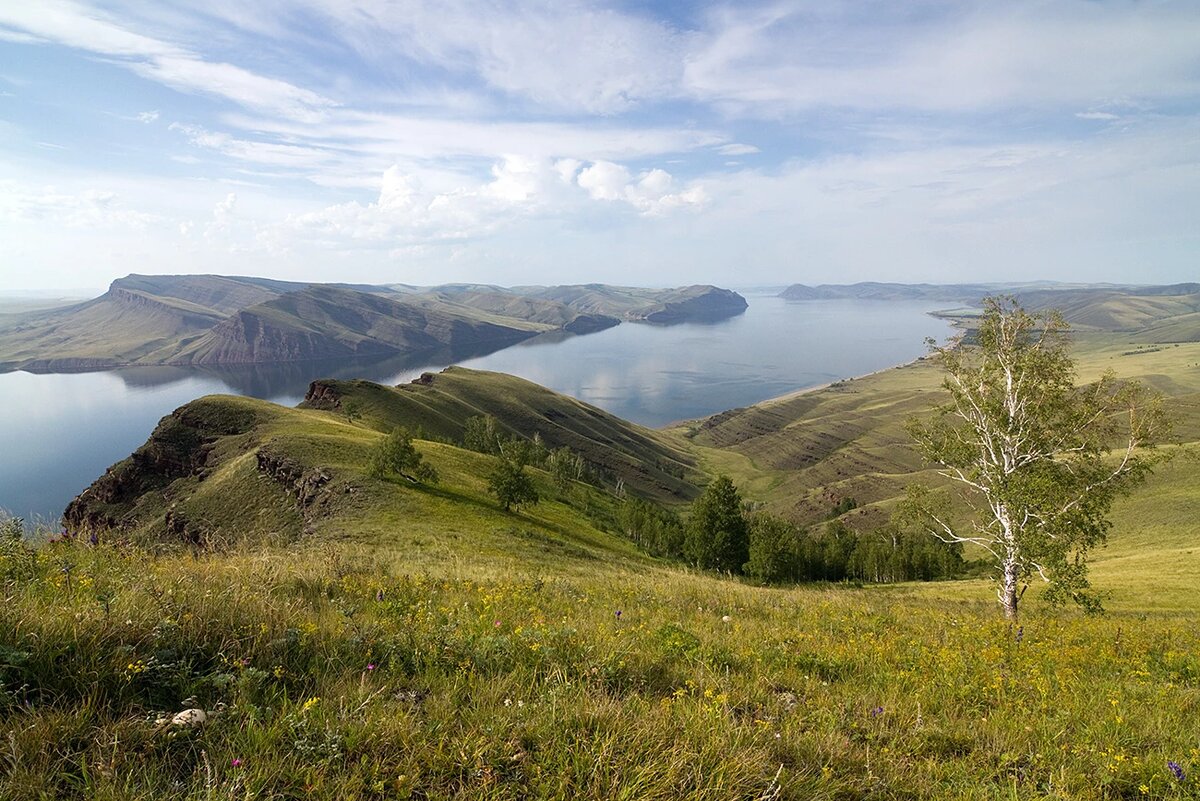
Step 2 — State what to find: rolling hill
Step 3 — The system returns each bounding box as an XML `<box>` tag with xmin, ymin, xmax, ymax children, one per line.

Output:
<box><xmin>64</xmin><ymin>367</ymin><xmax>700</xmax><ymax>551</ymax></box>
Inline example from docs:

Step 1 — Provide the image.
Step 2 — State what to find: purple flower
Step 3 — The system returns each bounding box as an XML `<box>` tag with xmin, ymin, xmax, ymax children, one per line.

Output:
<box><xmin>1015</xmin><ymin>626</ymin><xmax>1024</xmax><ymax>643</ymax></box>
<box><xmin>366</xmin><ymin>663</ymin><xmax>376</xmax><ymax>671</ymax></box>
<box><xmin>615</xmin><ymin>610</ymin><xmax>622</xmax><ymax>619</ymax></box>
<box><xmin>870</xmin><ymin>706</ymin><xmax>884</xmax><ymax>718</ymax></box>
<box><xmin>1168</xmin><ymin>761</ymin><xmax>1185</xmax><ymax>781</ymax></box>
<box><xmin>231</xmin><ymin>758</ymin><xmax>243</xmax><ymax>768</ymax></box>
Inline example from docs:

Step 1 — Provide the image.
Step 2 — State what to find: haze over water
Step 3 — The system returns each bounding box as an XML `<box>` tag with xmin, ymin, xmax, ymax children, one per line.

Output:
<box><xmin>0</xmin><ymin>296</ymin><xmax>953</xmax><ymax>522</ymax></box>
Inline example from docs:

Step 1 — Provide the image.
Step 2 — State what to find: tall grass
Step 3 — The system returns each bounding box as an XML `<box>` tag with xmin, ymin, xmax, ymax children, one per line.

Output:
<box><xmin>2</xmin><ymin>535</ymin><xmax>1198</xmax><ymax>799</ymax></box>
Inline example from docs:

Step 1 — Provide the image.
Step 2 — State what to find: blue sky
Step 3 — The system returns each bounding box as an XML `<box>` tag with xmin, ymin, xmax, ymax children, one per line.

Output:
<box><xmin>1</xmin><ymin>1</ymin><xmax>1198</xmax><ymax>291</ymax></box>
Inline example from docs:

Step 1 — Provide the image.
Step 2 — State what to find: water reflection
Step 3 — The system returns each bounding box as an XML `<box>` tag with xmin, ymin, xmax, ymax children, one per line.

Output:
<box><xmin>105</xmin><ymin>339</ymin><xmax>535</xmax><ymax>403</ymax></box>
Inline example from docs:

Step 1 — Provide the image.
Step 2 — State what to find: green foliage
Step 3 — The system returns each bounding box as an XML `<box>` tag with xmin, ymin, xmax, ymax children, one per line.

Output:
<box><xmin>463</xmin><ymin>414</ymin><xmax>503</xmax><ymax>455</ymax></box>
<box><xmin>744</xmin><ymin>512</ymin><xmax>802</xmax><ymax>583</ymax></box>
<box><xmin>744</xmin><ymin>515</ymin><xmax>963</xmax><ymax>585</ymax></box>
<box><xmin>487</xmin><ymin>457</ymin><xmax>539</xmax><ymax>512</ymax></box>
<box><xmin>547</xmin><ymin>446</ymin><xmax>586</xmax><ymax>491</ymax></box>
<box><xmin>907</xmin><ymin>297</ymin><xmax>1170</xmax><ymax>618</ymax></box>
<box><xmin>366</xmin><ymin>427</ymin><xmax>439</xmax><ymax>484</ymax></box>
<box><xmin>684</xmin><ymin>475</ymin><xmax>748</xmax><ymax>573</ymax></box>
<box><xmin>827</xmin><ymin>496</ymin><xmax>859</xmax><ymax>519</ymax></box>
<box><xmin>618</xmin><ymin>497</ymin><xmax>685</xmax><ymax>558</ymax></box>
<box><xmin>0</xmin><ymin>514</ymin><xmax>37</xmax><ymax>582</ymax></box>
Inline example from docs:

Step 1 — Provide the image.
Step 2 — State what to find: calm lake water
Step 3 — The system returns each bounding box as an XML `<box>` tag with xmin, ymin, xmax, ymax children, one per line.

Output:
<box><xmin>0</xmin><ymin>295</ymin><xmax>954</xmax><ymax>522</ymax></box>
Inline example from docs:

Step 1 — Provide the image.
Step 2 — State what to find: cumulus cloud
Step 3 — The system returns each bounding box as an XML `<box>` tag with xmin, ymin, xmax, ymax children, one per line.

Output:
<box><xmin>578</xmin><ymin>162</ymin><xmax>707</xmax><ymax>215</ymax></box>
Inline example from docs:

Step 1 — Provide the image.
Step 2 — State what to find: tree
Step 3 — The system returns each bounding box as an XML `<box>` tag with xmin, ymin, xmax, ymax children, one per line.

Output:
<box><xmin>684</xmin><ymin>475</ymin><xmax>749</xmax><ymax>573</ymax></box>
<box><xmin>905</xmin><ymin>297</ymin><xmax>1167</xmax><ymax>619</ymax></box>
<box><xmin>547</xmin><ymin>447</ymin><xmax>586</xmax><ymax>492</ymax></box>
<box><xmin>744</xmin><ymin>513</ymin><xmax>802</xmax><ymax>584</ymax></box>
<box><xmin>488</xmin><ymin>457</ymin><xmax>539</xmax><ymax>512</ymax></box>
<box><xmin>463</xmin><ymin>415</ymin><xmax>502</xmax><ymax>455</ymax></box>
<box><xmin>367</xmin><ymin>427</ymin><xmax>439</xmax><ymax>484</ymax></box>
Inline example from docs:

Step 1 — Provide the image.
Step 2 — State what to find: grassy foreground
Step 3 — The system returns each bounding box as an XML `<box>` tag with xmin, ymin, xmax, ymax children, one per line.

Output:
<box><xmin>2</xmin><ymin>536</ymin><xmax>1199</xmax><ymax>800</ymax></box>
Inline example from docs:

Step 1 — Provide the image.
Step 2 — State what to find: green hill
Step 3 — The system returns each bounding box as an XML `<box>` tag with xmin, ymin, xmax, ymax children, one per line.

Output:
<box><xmin>63</xmin><ymin>368</ymin><xmax>698</xmax><ymax>560</ymax></box>
<box><xmin>302</xmin><ymin>367</ymin><xmax>697</xmax><ymax>501</ymax></box>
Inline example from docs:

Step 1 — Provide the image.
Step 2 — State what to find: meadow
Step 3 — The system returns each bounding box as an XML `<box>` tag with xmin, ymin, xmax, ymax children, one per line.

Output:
<box><xmin>3</xmin><ymin>530</ymin><xmax>1199</xmax><ymax>801</ymax></box>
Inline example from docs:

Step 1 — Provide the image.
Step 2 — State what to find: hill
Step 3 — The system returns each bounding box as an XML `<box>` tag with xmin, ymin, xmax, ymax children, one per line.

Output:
<box><xmin>776</xmin><ymin>280</ymin><xmax>1076</xmax><ymax>302</ymax></box>
<box><xmin>302</xmin><ymin>367</ymin><xmax>697</xmax><ymax>501</ymax></box>
<box><xmin>0</xmin><ymin>275</ymin><xmax>747</xmax><ymax>371</ymax></box>
<box><xmin>163</xmin><ymin>286</ymin><xmax>546</xmax><ymax>366</ymax></box>
<box><xmin>63</xmin><ymin>367</ymin><xmax>699</xmax><ymax>552</ymax></box>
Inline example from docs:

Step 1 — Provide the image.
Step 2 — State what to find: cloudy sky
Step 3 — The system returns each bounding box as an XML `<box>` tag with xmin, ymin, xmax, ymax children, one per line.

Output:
<box><xmin>1</xmin><ymin>1</ymin><xmax>1198</xmax><ymax>291</ymax></box>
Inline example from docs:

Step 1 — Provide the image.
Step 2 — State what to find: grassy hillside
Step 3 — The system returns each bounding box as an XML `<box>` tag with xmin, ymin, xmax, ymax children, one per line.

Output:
<box><xmin>62</xmin><ymin>388</ymin><xmax>650</xmax><ymax>576</ymax></box>
<box><xmin>6</xmin><ymin>531</ymin><xmax>1200</xmax><ymax>800</ymax></box>
<box><xmin>302</xmin><ymin>367</ymin><xmax>698</xmax><ymax>502</ymax></box>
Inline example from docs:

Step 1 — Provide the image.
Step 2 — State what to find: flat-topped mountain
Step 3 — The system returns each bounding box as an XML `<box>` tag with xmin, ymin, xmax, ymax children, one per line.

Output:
<box><xmin>0</xmin><ymin>274</ymin><xmax>747</xmax><ymax>371</ymax></box>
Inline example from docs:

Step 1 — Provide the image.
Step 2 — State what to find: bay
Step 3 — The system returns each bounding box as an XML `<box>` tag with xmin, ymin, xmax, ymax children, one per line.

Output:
<box><xmin>0</xmin><ymin>295</ymin><xmax>954</xmax><ymax>522</ymax></box>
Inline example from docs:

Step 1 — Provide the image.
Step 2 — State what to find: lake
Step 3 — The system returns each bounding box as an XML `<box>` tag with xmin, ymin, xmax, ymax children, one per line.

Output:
<box><xmin>0</xmin><ymin>295</ymin><xmax>954</xmax><ymax>522</ymax></box>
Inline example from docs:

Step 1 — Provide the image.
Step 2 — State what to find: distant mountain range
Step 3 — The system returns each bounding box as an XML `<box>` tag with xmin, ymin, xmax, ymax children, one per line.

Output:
<box><xmin>778</xmin><ymin>281</ymin><xmax>1200</xmax><ymax>339</ymax></box>
<box><xmin>0</xmin><ymin>275</ymin><xmax>748</xmax><ymax>372</ymax></box>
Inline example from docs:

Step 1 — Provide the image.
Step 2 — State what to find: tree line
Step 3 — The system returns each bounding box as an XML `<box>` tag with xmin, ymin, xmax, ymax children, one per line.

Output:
<box><xmin>618</xmin><ymin>476</ymin><xmax>963</xmax><ymax>585</ymax></box>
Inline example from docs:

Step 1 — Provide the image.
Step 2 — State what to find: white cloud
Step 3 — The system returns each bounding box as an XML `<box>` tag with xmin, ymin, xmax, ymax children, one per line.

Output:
<box><xmin>0</xmin><ymin>181</ymin><xmax>161</xmax><ymax>229</ymax></box>
<box><xmin>136</xmin><ymin>110</ymin><xmax>159</xmax><ymax>123</ymax></box>
<box><xmin>578</xmin><ymin>161</ymin><xmax>707</xmax><ymax>215</ymax></box>
<box><xmin>684</xmin><ymin>2</ymin><xmax>1200</xmax><ymax>115</ymax></box>
<box><xmin>716</xmin><ymin>143</ymin><xmax>760</xmax><ymax>156</ymax></box>
<box><xmin>299</xmin><ymin>0</ymin><xmax>683</xmax><ymax>114</ymax></box>
<box><xmin>1075</xmin><ymin>111</ymin><xmax>1120</xmax><ymax>121</ymax></box>
<box><xmin>0</xmin><ymin>1</ymin><xmax>334</xmax><ymax>120</ymax></box>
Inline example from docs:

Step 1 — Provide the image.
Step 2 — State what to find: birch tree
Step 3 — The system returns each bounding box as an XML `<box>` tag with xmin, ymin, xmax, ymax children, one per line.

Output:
<box><xmin>904</xmin><ymin>297</ymin><xmax>1167</xmax><ymax>619</ymax></box>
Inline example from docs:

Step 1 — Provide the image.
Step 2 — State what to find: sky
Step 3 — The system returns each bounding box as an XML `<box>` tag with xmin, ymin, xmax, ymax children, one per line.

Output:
<box><xmin>1</xmin><ymin>0</ymin><xmax>1198</xmax><ymax>292</ymax></box>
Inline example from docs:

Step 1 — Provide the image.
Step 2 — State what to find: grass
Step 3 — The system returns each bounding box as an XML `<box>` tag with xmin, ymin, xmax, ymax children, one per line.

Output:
<box><xmin>4</xmin><ymin>537</ymin><xmax>1200</xmax><ymax>800</ymax></box>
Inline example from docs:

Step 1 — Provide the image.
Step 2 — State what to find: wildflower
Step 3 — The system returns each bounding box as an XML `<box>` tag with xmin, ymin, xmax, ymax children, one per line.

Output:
<box><xmin>1015</xmin><ymin>626</ymin><xmax>1024</xmax><ymax>643</ymax></box>
<box><xmin>615</xmin><ymin>610</ymin><xmax>622</xmax><ymax>619</ymax></box>
<box><xmin>870</xmin><ymin>706</ymin><xmax>884</xmax><ymax>718</ymax></box>
<box><xmin>231</xmin><ymin>758</ymin><xmax>243</xmax><ymax>768</ymax></box>
<box><xmin>366</xmin><ymin>663</ymin><xmax>376</xmax><ymax>671</ymax></box>
<box><xmin>494</xmin><ymin>620</ymin><xmax>502</xmax><ymax>628</ymax></box>
<box><xmin>721</xmin><ymin>615</ymin><xmax>732</xmax><ymax>623</ymax></box>
<box><xmin>1140</xmin><ymin>785</ymin><xmax>1149</xmax><ymax>794</ymax></box>
<box><xmin>299</xmin><ymin>696</ymin><xmax>320</xmax><ymax>714</ymax></box>
<box><xmin>1168</xmin><ymin>761</ymin><xmax>1185</xmax><ymax>781</ymax></box>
